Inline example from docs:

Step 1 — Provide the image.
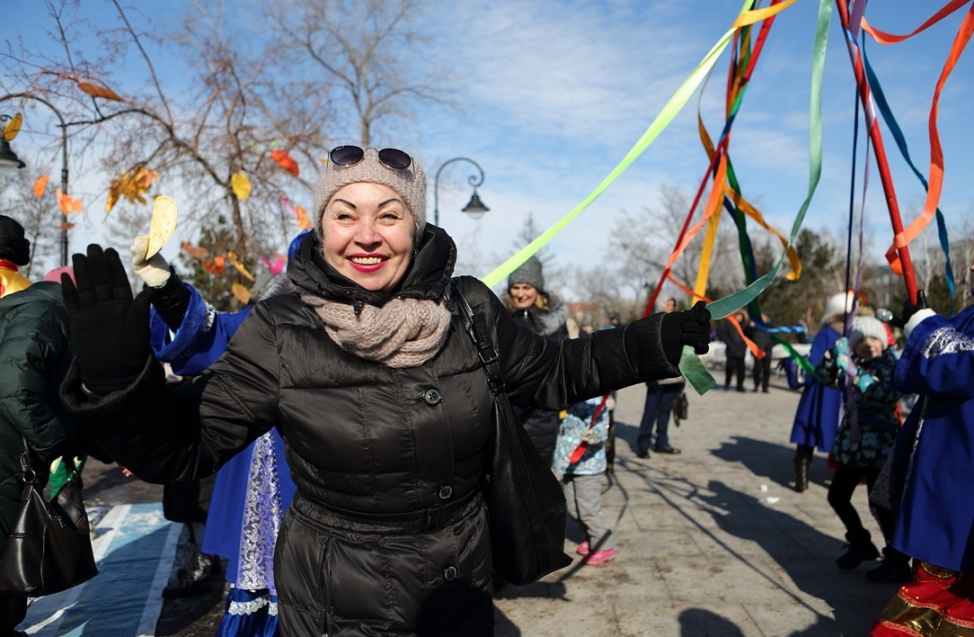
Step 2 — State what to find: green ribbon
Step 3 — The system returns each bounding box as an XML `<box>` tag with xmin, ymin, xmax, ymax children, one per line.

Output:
<box><xmin>773</xmin><ymin>334</ymin><xmax>815</xmax><ymax>375</ymax></box>
<box><xmin>680</xmin><ymin>345</ymin><xmax>718</xmax><ymax>395</ymax></box>
<box><xmin>706</xmin><ymin>0</ymin><xmax>833</xmax><ymax>321</ymax></box>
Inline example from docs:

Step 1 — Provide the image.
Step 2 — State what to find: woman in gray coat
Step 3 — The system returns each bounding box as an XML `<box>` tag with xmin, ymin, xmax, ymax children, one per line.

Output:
<box><xmin>59</xmin><ymin>146</ymin><xmax>711</xmax><ymax>636</ymax></box>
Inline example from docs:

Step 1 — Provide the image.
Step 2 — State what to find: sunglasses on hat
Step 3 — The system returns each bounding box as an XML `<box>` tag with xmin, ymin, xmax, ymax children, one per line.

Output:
<box><xmin>328</xmin><ymin>146</ymin><xmax>412</xmax><ymax>170</ymax></box>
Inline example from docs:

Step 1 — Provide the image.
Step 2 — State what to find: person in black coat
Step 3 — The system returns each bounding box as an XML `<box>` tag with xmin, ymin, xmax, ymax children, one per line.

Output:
<box><xmin>716</xmin><ymin>311</ymin><xmax>748</xmax><ymax>392</ymax></box>
<box><xmin>505</xmin><ymin>256</ymin><xmax>568</xmax><ymax>467</ymax></box>
<box><xmin>746</xmin><ymin>313</ymin><xmax>776</xmax><ymax>393</ymax></box>
<box><xmin>0</xmin><ymin>216</ymin><xmax>75</xmax><ymax>636</ymax></box>
<box><xmin>58</xmin><ymin>146</ymin><xmax>712</xmax><ymax>637</ymax></box>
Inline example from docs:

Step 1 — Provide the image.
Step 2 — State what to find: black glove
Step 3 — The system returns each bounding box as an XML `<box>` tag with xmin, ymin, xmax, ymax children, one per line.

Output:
<box><xmin>899</xmin><ymin>290</ymin><xmax>929</xmax><ymax>327</ymax></box>
<box><xmin>660</xmin><ymin>301</ymin><xmax>712</xmax><ymax>365</ymax></box>
<box><xmin>62</xmin><ymin>244</ymin><xmax>154</xmax><ymax>394</ymax></box>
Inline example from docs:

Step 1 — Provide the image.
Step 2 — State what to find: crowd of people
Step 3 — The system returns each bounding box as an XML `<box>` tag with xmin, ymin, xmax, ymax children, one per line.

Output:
<box><xmin>0</xmin><ymin>141</ymin><xmax>971</xmax><ymax>636</ymax></box>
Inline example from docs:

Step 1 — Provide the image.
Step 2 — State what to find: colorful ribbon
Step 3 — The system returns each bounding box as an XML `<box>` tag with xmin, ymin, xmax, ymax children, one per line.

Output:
<box><xmin>859</xmin><ymin>1</ymin><xmax>973</xmax><ymax>303</ymax></box>
<box><xmin>479</xmin><ymin>0</ymin><xmax>798</xmax><ymax>289</ymax></box>
<box><xmin>706</xmin><ymin>0</ymin><xmax>833</xmax><ymax>320</ymax></box>
<box><xmin>861</xmin><ymin>38</ymin><xmax>956</xmax><ymax>313</ymax></box>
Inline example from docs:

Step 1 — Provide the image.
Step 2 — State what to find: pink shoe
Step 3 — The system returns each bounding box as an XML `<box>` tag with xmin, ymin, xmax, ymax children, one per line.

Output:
<box><xmin>583</xmin><ymin>548</ymin><xmax>615</xmax><ymax>566</ymax></box>
<box><xmin>576</xmin><ymin>541</ymin><xmax>590</xmax><ymax>556</ymax></box>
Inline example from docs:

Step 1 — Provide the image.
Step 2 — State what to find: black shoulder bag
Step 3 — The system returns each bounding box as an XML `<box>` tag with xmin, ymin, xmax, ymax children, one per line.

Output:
<box><xmin>453</xmin><ymin>283</ymin><xmax>572</xmax><ymax>586</ymax></box>
<box><xmin>0</xmin><ymin>439</ymin><xmax>98</xmax><ymax>596</ymax></box>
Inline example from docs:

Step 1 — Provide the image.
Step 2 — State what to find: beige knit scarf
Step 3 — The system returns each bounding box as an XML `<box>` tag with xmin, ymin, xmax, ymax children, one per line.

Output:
<box><xmin>300</xmin><ymin>293</ymin><xmax>453</xmax><ymax>368</ymax></box>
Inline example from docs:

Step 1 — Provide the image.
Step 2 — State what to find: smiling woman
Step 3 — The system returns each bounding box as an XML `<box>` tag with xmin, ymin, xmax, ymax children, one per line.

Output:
<box><xmin>57</xmin><ymin>145</ymin><xmax>714</xmax><ymax>637</ymax></box>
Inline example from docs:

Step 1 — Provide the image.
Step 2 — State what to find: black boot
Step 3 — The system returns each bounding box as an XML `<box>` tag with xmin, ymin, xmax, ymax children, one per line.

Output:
<box><xmin>866</xmin><ymin>547</ymin><xmax>913</xmax><ymax>584</ymax></box>
<box><xmin>793</xmin><ymin>455</ymin><xmax>810</xmax><ymax>493</ymax></box>
<box><xmin>836</xmin><ymin>530</ymin><xmax>880</xmax><ymax>569</ymax></box>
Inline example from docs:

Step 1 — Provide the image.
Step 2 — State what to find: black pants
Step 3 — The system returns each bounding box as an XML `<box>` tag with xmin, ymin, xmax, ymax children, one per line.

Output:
<box><xmin>827</xmin><ymin>464</ymin><xmax>896</xmax><ymax>544</ymax></box>
<box><xmin>752</xmin><ymin>352</ymin><xmax>773</xmax><ymax>391</ymax></box>
<box><xmin>724</xmin><ymin>356</ymin><xmax>746</xmax><ymax>390</ymax></box>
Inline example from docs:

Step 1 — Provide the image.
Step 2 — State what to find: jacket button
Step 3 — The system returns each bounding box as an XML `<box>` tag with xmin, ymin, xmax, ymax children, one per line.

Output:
<box><xmin>438</xmin><ymin>485</ymin><xmax>453</xmax><ymax>500</ymax></box>
<box><xmin>423</xmin><ymin>389</ymin><xmax>442</xmax><ymax>405</ymax></box>
<box><xmin>443</xmin><ymin>566</ymin><xmax>458</xmax><ymax>581</ymax></box>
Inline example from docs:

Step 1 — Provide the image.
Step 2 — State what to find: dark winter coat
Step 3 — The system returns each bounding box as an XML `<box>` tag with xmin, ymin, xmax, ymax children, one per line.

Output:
<box><xmin>62</xmin><ymin>227</ymin><xmax>677</xmax><ymax>637</ymax></box>
<box><xmin>509</xmin><ymin>291</ymin><xmax>569</xmax><ymax>466</ymax></box>
<box><xmin>0</xmin><ymin>282</ymin><xmax>75</xmax><ymax>549</ymax></box>
<box><xmin>716</xmin><ymin>318</ymin><xmax>748</xmax><ymax>359</ymax></box>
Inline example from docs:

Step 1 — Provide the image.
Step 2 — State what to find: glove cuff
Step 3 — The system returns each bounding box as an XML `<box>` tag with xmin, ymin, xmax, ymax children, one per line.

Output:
<box><xmin>135</xmin><ymin>256</ymin><xmax>172</xmax><ymax>288</ymax></box>
<box><xmin>78</xmin><ymin>353</ymin><xmax>153</xmax><ymax>395</ymax></box>
<box><xmin>903</xmin><ymin>308</ymin><xmax>936</xmax><ymax>339</ymax></box>
<box><xmin>623</xmin><ymin>314</ymin><xmax>682</xmax><ymax>379</ymax></box>
<box><xmin>151</xmin><ymin>268</ymin><xmax>191</xmax><ymax>331</ymax></box>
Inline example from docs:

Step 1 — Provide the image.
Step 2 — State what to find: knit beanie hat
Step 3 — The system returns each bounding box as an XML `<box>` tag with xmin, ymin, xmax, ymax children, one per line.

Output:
<box><xmin>508</xmin><ymin>256</ymin><xmax>545</xmax><ymax>292</ymax></box>
<box><xmin>849</xmin><ymin>316</ymin><xmax>888</xmax><ymax>351</ymax></box>
<box><xmin>313</xmin><ymin>147</ymin><xmax>427</xmax><ymax>236</ymax></box>
<box><xmin>0</xmin><ymin>215</ymin><xmax>30</xmax><ymax>266</ymax></box>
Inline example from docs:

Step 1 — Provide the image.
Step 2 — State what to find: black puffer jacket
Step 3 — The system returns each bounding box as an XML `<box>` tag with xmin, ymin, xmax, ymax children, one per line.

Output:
<box><xmin>0</xmin><ymin>282</ymin><xmax>74</xmax><ymax>549</ymax></box>
<box><xmin>63</xmin><ymin>227</ymin><xmax>677</xmax><ymax>636</ymax></box>
<box><xmin>509</xmin><ymin>291</ymin><xmax>569</xmax><ymax>466</ymax></box>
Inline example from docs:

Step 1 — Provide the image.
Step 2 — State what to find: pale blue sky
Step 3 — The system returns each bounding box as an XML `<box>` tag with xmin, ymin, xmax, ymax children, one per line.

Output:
<box><xmin>4</xmin><ymin>0</ymin><xmax>973</xmax><ymax>289</ymax></box>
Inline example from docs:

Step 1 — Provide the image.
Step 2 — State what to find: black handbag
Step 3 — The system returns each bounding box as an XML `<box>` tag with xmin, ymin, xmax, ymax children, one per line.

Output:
<box><xmin>674</xmin><ymin>390</ymin><xmax>689</xmax><ymax>423</ymax></box>
<box><xmin>0</xmin><ymin>439</ymin><xmax>98</xmax><ymax>596</ymax></box>
<box><xmin>454</xmin><ymin>284</ymin><xmax>572</xmax><ymax>586</ymax></box>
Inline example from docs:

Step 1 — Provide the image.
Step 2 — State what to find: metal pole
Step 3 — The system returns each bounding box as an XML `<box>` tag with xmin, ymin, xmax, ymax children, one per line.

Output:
<box><xmin>0</xmin><ymin>93</ymin><xmax>70</xmax><ymax>265</ymax></box>
<box><xmin>433</xmin><ymin>157</ymin><xmax>485</xmax><ymax>227</ymax></box>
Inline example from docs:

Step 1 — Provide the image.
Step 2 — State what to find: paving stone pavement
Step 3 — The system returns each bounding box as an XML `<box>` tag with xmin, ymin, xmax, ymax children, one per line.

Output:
<box><xmin>492</xmin><ymin>379</ymin><xmax>898</xmax><ymax>636</ymax></box>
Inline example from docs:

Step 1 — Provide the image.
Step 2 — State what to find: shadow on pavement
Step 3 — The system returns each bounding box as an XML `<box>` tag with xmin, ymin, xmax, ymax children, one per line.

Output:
<box><xmin>697</xmin><ymin>479</ymin><xmax>885</xmax><ymax>637</ymax></box>
<box><xmin>678</xmin><ymin>608</ymin><xmax>747</xmax><ymax>636</ymax></box>
<box><xmin>710</xmin><ymin>435</ymin><xmax>833</xmax><ymax>492</ymax></box>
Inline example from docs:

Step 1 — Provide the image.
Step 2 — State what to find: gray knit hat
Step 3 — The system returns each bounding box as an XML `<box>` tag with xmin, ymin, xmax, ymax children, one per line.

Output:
<box><xmin>0</xmin><ymin>215</ymin><xmax>30</xmax><ymax>266</ymax></box>
<box><xmin>313</xmin><ymin>147</ymin><xmax>427</xmax><ymax>236</ymax></box>
<box><xmin>508</xmin><ymin>256</ymin><xmax>545</xmax><ymax>292</ymax></box>
<box><xmin>849</xmin><ymin>316</ymin><xmax>888</xmax><ymax>351</ymax></box>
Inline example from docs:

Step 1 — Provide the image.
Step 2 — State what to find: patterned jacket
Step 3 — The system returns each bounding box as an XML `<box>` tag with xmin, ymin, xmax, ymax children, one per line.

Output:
<box><xmin>814</xmin><ymin>343</ymin><xmax>901</xmax><ymax>469</ymax></box>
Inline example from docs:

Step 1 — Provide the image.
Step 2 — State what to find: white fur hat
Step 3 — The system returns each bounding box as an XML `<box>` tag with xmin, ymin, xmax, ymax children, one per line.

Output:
<box><xmin>822</xmin><ymin>291</ymin><xmax>855</xmax><ymax>325</ymax></box>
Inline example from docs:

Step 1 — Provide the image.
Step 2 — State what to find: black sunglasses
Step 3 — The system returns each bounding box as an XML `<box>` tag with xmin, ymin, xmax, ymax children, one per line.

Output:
<box><xmin>329</xmin><ymin>146</ymin><xmax>412</xmax><ymax>170</ymax></box>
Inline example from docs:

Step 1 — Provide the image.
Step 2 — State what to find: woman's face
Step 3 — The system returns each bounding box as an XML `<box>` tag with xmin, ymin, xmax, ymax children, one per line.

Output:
<box><xmin>320</xmin><ymin>182</ymin><xmax>415</xmax><ymax>293</ymax></box>
<box><xmin>509</xmin><ymin>283</ymin><xmax>539</xmax><ymax>309</ymax></box>
<box><xmin>854</xmin><ymin>336</ymin><xmax>884</xmax><ymax>361</ymax></box>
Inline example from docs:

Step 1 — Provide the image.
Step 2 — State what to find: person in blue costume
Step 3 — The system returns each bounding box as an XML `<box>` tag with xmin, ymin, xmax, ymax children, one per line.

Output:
<box><xmin>788</xmin><ymin>291</ymin><xmax>853</xmax><ymax>493</ymax></box>
<box><xmin>869</xmin><ymin>272</ymin><xmax>974</xmax><ymax>636</ymax></box>
<box><xmin>130</xmin><ymin>229</ymin><xmax>309</xmax><ymax>637</ymax></box>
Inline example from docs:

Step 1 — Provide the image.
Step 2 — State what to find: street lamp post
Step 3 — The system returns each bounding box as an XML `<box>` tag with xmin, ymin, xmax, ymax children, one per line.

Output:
<box><xmin>0</xmin><ymin>116</ymin><xmax>26</xmax><ymax>169</ymax></box>
<box><xmin>0</xmin><ymin>93</ymin><xmax>71</xmax><ymax>266</ymax></box>
<box><xmin>433</xmin><ymin>157</ymin><xmax>489</xmax><ymax>227</ymax></box>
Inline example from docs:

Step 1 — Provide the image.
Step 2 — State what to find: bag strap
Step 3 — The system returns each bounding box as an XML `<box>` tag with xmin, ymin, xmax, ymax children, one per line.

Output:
<box><xmin>16</xmin><ymin>437</ymin><xmax>37</xmax><ymax>486</ymax></box>
<box><xmin>453</xmin><ymin>281</ymin><xmax>506</xmax><ymax>398</ymax></box>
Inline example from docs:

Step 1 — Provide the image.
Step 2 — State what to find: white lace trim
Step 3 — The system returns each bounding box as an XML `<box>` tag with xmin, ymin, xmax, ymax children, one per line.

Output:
<box><xmin>227</xmin><ymin>596</ymin><xmax>269</xmax><ymax>616</ymax></box>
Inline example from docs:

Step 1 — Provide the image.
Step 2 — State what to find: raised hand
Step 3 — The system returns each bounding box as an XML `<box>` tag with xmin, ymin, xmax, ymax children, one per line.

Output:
<box><xmin>61</xmin><ymin>244</ymin><xmax>153</xmax><ymax>393</ymax></box>
<box><xmin>661</xmin><ymin>301</ymin><xmax>712</xmax><ymax>365</ymax></box>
